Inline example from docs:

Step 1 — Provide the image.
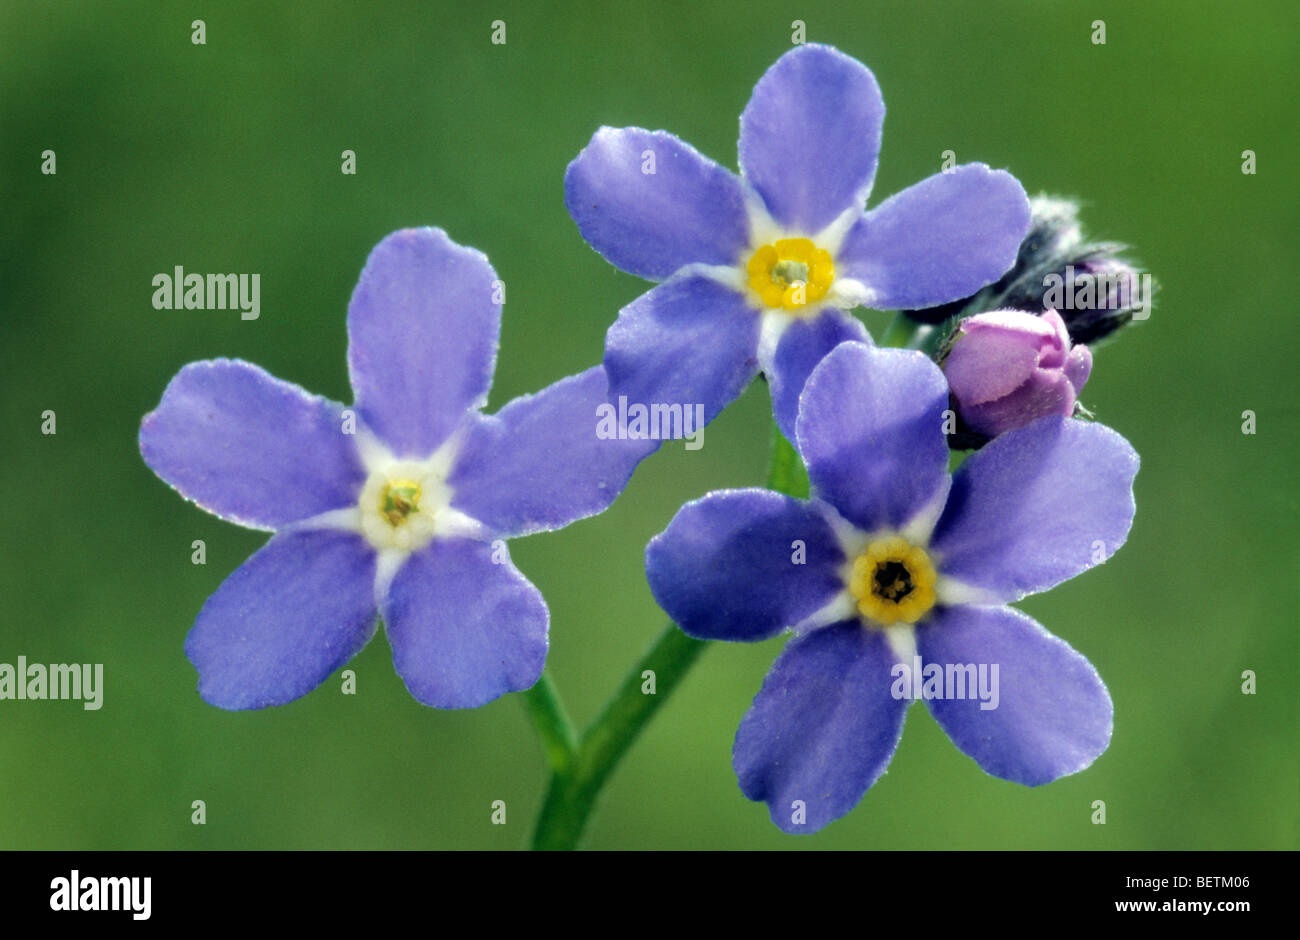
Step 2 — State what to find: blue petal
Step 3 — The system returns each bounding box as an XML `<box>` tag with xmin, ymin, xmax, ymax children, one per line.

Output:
<box><xmin>929</xmin><ymin>417</ymin><xmax>1139</xmax><ymax>602</ymax></box>
<box><xmin>450</xmin><ymin>366</ymin><xmax>656</xmax><ymax>537</ymax></box>
<box><xmin>565</xmin><ymin>127</ymin><xmax>751</xmax><ymax>280</ymax></box>
<box><xmin>140</xmin><ymin>359</ymin><xmax>364</xmax><ymax>530</ymax></box>
<box><xmin>605</xmin><ymin>274</ymin><xmax>760</xmax><ymax>433</ymax></box>
<box><xmin>382</xmin><ymin>538</ymin><xmax>548</xmax><ymax>709</ymax></box>
<box><xmin>347</xmin><ymin>228</ymin><xmax>500</xmax><ymax>458</ymax></box>
<box><xmin>185</xmin><ymin>529</ymin><xmax>378</xmax><ymax>709</ymax></box>
<box><xmin>796</xmin><ymin>343</ymin><xmax>950</xmax><ymax>532</ymax></box>
<box><xmin>739</xmin><ymin>44</ymin><xmax>885</xmax><ymax>233</ymax></box>
<box><xmin>918</xmin><ymin>604</ymin><xmax>1112</xmax><ymax>785</ymax></box>
<box><xmin>646</xmin><ymin>488</ymin><xmax>845</xmax><ymax>642</ymax></box>
<box><xmin>838</xmin><ymin>164</ymin><xmax>1030</xmax><ymax>309</ymax></box>
<box><xmin>767</xmin><ymin>309</ymin><xmax>871</xmax><ymax>444</ymax></box>
<box><xmin>734</xmin><ymin>622</ymin><xmax>909</xmax><ymax>834</ymax></box>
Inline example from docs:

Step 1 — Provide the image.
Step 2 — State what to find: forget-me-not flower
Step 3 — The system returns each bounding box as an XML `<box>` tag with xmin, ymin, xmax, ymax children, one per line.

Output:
<box><xmin>646</xmin><ymin>342</ymin><xmax>1137</xmax><ymax>833</ymax></box>
<box><xmin>140</xmin><ymin>228</ymin><xmax>653</xmax><ymax>710</ymax></box>
<box><xmin>565</xmin><ymin>43</ymin><xmax>1032</xmax><ymax>440</ymax></box>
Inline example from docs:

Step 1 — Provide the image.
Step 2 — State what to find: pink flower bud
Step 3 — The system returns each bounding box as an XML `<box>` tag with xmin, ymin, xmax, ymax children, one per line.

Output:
<box><xmin>942</xmin><ymin>309</ymin><xmax>1091</xmax><ymax>438</ymax></box>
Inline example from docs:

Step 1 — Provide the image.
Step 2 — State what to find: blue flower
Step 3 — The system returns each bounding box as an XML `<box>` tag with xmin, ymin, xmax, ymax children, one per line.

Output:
<box><xmin>140</xmin><ymin>228</ymin><xmax>653</xmax><ymax>710</ymax></box>
<box><xmin>646</xmin><ymin>342</ymin><xmax>1138</xmax><ymax>833</ymax></box>
<box><xmin>566</xmin><ymin>43</ymin><xmax>1032</xmax><ymax>441</ymax></box>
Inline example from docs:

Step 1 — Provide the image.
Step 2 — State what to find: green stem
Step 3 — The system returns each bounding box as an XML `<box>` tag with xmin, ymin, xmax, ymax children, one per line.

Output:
<box><xmin>520</xmin><ymin>673</ymin><xmax>579</xmax><ymax>775</ymax></box>
<box><xmin>525</xmin><ymin>421</ymin><xmax>804</xmax><ymax>850</ymax></box>
<box><xmin>529</xmin><ymin>627</ymin><xmax>707</xmax><ymax>850</ymax></box>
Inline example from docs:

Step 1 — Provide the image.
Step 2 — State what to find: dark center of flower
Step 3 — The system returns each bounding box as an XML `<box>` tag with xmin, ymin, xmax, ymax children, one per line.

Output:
<box><xmin>872</xmin><ymin>560</ymin><xmax>915</xmax><ymax>602</ymax></box>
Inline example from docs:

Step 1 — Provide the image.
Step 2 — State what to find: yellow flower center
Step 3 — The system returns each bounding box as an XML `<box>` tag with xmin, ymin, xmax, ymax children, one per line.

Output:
<box><xmin>379</xmin><ymin>480</ymin><xmax>422</xmax><ymax>527</ymax></box>
<box><xmin>848</xmin><ymin>536</ymin><xmax>938</xmax><ymax>626</ymax></box>
<box><xmin>745</xmin><ymin>238</ymin><xmax>834</xmax><ymax>313</ymax></box>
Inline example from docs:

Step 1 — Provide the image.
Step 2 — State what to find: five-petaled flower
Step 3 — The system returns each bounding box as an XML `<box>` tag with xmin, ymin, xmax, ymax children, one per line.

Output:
<box><xmin>565</xmin><ymin>43</ymin><xmax>1033</xmax><ymax>441</ymax></box>
<box><xmin>646</xmin><ymin>342</ymin><xmax>1138</xmax><ymax>833</ymax></box>
<box><xmin>140</xmin><ymin>228</ymin><xmax>653</xmax><ymax>710</ymax></box>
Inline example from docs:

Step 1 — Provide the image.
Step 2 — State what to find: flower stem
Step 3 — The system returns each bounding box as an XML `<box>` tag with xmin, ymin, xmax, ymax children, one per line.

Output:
<box><xmin>525</xmin><ymin>421</ymin><xmax>803</xmax><ymax>850</ymax></box>
<box><xmin>529</xmin><ymin>625</ymin><xmax>707</xmax><ymax>850</ymax></box>
<box><xmin>520</xmin><ymin>673</ymin><xmax>579</xmax><ymax>775</ymax></box>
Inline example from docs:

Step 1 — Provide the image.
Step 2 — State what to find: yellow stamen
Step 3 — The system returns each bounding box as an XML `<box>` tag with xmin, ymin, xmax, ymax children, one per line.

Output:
<box><xmin>848</xmin><ymin>536</ymin><xmax>938</xmax><ymax>626</ymax></box>
<box><xmin>745</xmin><ymin>237</ymin><xmax>835</xmax><ymax>313</ymax></box>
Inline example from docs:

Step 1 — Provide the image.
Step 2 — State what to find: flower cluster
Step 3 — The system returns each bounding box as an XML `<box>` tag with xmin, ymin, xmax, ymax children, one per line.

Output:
<box><xmin>141</xmin><ymin>43</ymin><xmax>1142</xmax><ymax>838</ymax></box>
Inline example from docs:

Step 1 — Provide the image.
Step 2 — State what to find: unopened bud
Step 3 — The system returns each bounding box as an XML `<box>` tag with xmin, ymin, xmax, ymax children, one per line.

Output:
<box><xmin>942</xmin><ymin>309</ymin><xmax>1091</xmax><ymax>439</ymax></box>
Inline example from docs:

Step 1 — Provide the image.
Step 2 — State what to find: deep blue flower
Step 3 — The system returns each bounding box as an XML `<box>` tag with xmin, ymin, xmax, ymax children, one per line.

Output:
<box><xmin>646</xmin><ymin>342</ymin><xmax>1138</xmax><ymax>833</ymax></box>
<box><xmin>140</xmin><ymin>228</ymin><xmax>653</xmax><ymax>710</ymax></box>
<box><xmin>566</xmin><ymin>43</ymin><xmax>1032</xmax><ymax>441</ymax></box>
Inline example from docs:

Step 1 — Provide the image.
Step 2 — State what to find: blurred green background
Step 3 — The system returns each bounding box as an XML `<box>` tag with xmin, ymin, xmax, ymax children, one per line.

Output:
<box><xmin>1</xmin><ymin>0</ymin><xmax>1295</xmax><ymax>850</ymax></box>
